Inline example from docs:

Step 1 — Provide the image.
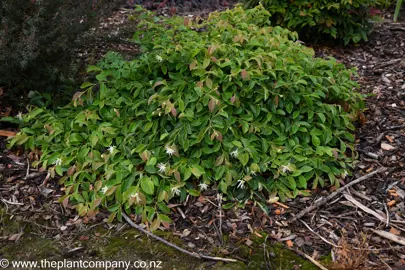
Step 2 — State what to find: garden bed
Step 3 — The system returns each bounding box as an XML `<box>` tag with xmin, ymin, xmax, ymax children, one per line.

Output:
<box><xmin>1</xmin><ymin>3</ymin><xmax>405</xmax><ymax>269</ymax></box>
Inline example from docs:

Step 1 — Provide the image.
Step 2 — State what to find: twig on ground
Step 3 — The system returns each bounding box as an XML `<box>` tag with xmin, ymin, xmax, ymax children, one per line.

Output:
<box><xmin>383</xmin><ymin>202</ymin><xmax>390</xmax><ymax>228</ymax></box>
<box><xmin>299</xmin><ymin>219</ymin><xmax>340</xmax><ymax>248</ymax></box>
<box><xmin>289</xmin><ymin>167</ymin><xmax>386</xmax><ymax>223</ymax></box>
<box><xmin>343</xmin><ymin>193</ymin><xmax>385</xmax><ymax>223</ymax></box>
<box><xmin>217</xmin><ymin>193</ymin><xmax>223</xmax><ymax>245</ymax></box>
<box><xmin>372</xmin><ymin>229</ymin><xmax>405</xmax><ymax>246</ymax></box>
<box><xmin>24</xmin><ymin>171</ymin><xmax>46</xmax><ymax>180</ymax></box>
<box><xmin>374</xmin><ymin>58</ymin><xmax>401</xmax><ymax>69</ymax></box>
<box><xmin>122</xmin><ymin>212</ymin><xmax>238</xmax><ymax>263</ymax></box>
<box><xmin>263</xmin><ymin>235</ymin><xmax>271</xmax><ymax>270</ymax></box>
<box><xmin>1</xmin><ymin>198</ymin><xmax>24</xmax><ymax>206</ymax></box>
<box><xmin>286</xmin><ymin>247</ymin><xmax>329</xmax><ymax>270</ymax></box>
<box><xmin>176</xmin><ymin>207</ymin><xmax>186</xmax><ymax>219</ymax></box>
<box><xmin>26</xmin><ymin>158</ymin><xmax>30</xmax><ymax>178</ymax></box>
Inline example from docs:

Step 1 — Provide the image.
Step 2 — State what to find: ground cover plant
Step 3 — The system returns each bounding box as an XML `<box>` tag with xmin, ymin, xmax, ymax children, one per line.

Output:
<box><xmin>243</xmin><ymin>0</ymin><xmax>380</xmax><ymax>44</ymax></box>
<box><xmin>5</xmin><ymin>4</ymin><xmax>365</xmax><ymax>227</ymax></box>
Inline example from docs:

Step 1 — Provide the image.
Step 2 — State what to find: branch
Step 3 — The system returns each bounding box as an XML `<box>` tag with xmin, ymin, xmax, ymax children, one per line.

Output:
<box><xmin>122</xmin><ymin>212</ymin><xmax>238</xmax><ymax>263</ymax></box>
<box><xmin>288</xmin><ymin>167</ymin><xmax>386</xmax><ymax>223</ymax></box>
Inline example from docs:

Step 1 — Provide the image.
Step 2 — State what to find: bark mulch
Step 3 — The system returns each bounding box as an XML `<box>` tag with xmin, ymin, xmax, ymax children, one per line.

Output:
<box><xmin>1</xmin><ymin>4</ymin><xmax>405</xmax><ymax>269</ymax></box>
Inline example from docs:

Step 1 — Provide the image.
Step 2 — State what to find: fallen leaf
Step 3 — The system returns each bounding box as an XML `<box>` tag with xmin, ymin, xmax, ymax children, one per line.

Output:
<box><xmin>79</xmin><ymin>235</ymin><xmax>89</xmax><ymax>241</ymax></box>
<box><xmin>381</xmin><ymin>142</ymin><xmax>395</xmax><ymax>151</ymax></box>
<box><xmin>8</xmin><ymin>232</ymin><xmax>23</xmax><ymax>241</ymax></box>
<box><xmin>245</xmin><ymin>238</ymin><xmax>253</xmax><ymax>246</ymax></box>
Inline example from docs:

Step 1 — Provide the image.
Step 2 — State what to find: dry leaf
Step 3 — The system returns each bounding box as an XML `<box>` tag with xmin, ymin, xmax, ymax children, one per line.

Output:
<box><xmin>245</xmin><ymin>238</ymin><xmax>253</xmax><ymax>246</ymax></box>
<box><xmin>286</xmin><ymin>240</ymin><xmax>294</xmax><ymax>247</ymax></box>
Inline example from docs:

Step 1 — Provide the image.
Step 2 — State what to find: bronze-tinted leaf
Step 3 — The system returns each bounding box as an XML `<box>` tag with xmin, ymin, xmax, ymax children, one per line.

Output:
<box><xmin>171</xmin><ymin>107</ymin><xmax>177</xmax><ymax>117</ymax></box>
<box><xmin>208</xmin><ymin>98</ymin><xmax>216</xmax><ymax>112</ymax></box>
<box><xmin>189</xmin><ymin>60</ymin><xmax>197</xmax><ymax>70</ymax></box>
<box><xmin>67</xmin><ymin>165</ymin><xmax>76</xmax><ymax>176</ymax></box>
<box><xmin>241</xmin><ymin>69</ymin><xmax>249</xmax><ymax>80</ymax></box>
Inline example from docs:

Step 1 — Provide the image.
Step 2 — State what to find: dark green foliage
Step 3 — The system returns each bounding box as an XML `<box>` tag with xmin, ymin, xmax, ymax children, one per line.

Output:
<box><xmin>243</xmin><ymin>0</ymin><xmax>378</xmax><ymax>44</ymax></box>
<box><xmin>6</xmin><ymin>5</ymin><xmax>364</xmax><ymax>225</ymax></box>
<box><xmin>0</xmin><ymin>0</ymin><xmax>124</xmax><ymax>94</ymax></box>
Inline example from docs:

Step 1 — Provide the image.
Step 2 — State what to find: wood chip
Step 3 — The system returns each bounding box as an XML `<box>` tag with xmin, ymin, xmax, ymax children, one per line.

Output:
<box><xmin>389</xmin><ymin>227</ymin><xmax>401</xmax><ymax>235</ymax></box>
<box><xmin>387</xmin><ymin>200</ymin><xmax>396</xmax><ymax>207</ymax></box>
<box><xmin>381</xmin><ymin>142</ymin><xmax>395</xmax><ymax>150</ymax></box>
<box><xmin>385</xmin><ymin>135</ymin><xmax>394</xmax><ymax>143</ymax></box>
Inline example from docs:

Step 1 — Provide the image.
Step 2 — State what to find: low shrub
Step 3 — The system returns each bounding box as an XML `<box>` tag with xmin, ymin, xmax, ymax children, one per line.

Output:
<box><xmin>6</xmin><ymin>5</ymin><xmax>364</xmax><ymax>226</ymax></box>
<box><xmin>0</xmin><ymin>0</ymin><xmax>124</xmax><ymax>96</ymax></box>
<box><xmin>243</xmin><ymin>0</ymin><xmax>379</xmax><ymax>44</ymax></box>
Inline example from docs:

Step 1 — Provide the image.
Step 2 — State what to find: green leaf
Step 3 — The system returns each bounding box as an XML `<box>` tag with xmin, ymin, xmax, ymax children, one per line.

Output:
<box><xmin>141</xmin><ymin>178</ymin><xmax>155</xmax><ymax>195</ymax></box>
<box><xmin>238</xmin><ymin>153</ymin><xmax>249</xmax><ymax>166</ymax></box>
<box><xmin>191</xmin><ymin>165</ymin><xmax>205</xmax><ymax>178</ymax></box>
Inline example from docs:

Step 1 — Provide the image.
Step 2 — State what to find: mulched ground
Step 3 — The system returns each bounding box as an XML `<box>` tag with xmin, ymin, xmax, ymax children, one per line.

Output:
<box><xmin>1</xmin><ymin>3</ymin><xmax>405</xmax><ymax>269</ymax></box>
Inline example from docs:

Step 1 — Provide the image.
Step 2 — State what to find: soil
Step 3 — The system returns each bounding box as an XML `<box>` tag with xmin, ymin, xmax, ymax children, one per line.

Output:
<box><xmin>1</xmin><ymin>2</ymin><xmax>405</xmax><ymax>270</ymax></box>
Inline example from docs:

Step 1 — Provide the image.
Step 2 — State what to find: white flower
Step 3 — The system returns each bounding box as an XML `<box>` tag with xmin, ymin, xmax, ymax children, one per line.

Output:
<box><xmin>156</xmin><ymin>55</ymin><xmax>163</xmax><ymax>62</ymax></box>
<box><xmin>131</xmin><ymin>192</ymin><xmax>141</xmax><ymax>202</ymax></box>
<box><xmin>281</xmin><ymin>163</ymin><xmax>291</xmax><ymax>173</ymax></box>
<box><xmin>251</xmin><ymin>170</ymin><xmax>257</xmax><ymax>176</ymax></box>
<box><xmin>342</xmin><ymin>170</ymin><xmax>348</xmax><ymax>179</ymax></box>
<box><xmin>230</xmin><ymin>149</ymin><xmax>238</xmax><ymax>158</ymax></box>
<box><xmin>54</xmin><ymin>158</ymin><xmax>62</xmax><ymax>166</ymax></box>
<box><xmin>217</xmin><ymin>193</ymin><xmax>223</xmax><ymax>202</ymax></box>
<box><xmin>198</xmin><ymin>182</ymin><xmax>208</xmax><ymax>191</ymax></box>
<box><xmin>108</xmin><ymin>145</ymin><xmax>115</xmax><ymax>154</ymax></box>
<box><xmin>157</xmin><ymin>163</ymin><xmax>167</xmax><ymax>173</ymax></box>
<box><xmin>165</xmin><ymin>145</ymin><xmax>176</xmax><ymax>156</ymax></box>
<box><xmin>101</xmin><ymin>186</ymin><xmax>108</xmax><ymax>194</ymax></box>
<box><xmin>237</xmin><ymin>179</ymin><xmax>245</xmax><ymax>189</ymax></box>
<box><xmin>171</xmin><ymin>186</ymin><xmax>181</xmax><ymax>196</ymax></box>
<box><xmin>16</xmin><ymin>112</ymin><xmax>23</xmax><ymax>120</ymax></box>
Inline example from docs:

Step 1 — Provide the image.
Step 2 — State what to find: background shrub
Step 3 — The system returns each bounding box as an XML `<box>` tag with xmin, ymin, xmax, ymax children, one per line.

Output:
<box><xmin>7</xmin><ymin>5</ymin><xmax>364</xmax><ymax>226</ymax></box>
<box><xmin>243</xmin><ymin>0</ymin><xmax>379</xmax><ymax>44</ymax></box>
<box><xmin>0</xmin><ymin>0</ymin><xmax>124</xmax><ymax>99</ymax></box>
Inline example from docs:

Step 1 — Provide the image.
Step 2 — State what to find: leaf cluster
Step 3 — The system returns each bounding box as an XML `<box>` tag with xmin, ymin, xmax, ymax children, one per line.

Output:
<box><xmin>243</xmin><ymin>0</ymin><xmax>379</xmax><ymax>44</ymax></box>
<box><xmin>6</xmin><ymin>4</ymin><xmax>364</xmax><ymax>226</ymax></box>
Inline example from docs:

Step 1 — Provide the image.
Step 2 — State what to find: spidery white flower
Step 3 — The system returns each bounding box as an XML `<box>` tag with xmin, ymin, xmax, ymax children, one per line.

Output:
<box><xmin>171</xmin><ymin>186</ymin><xmax>181</xmax><ymax>196</ymax></box>
<box><xmin>342</xmin><ymin>170</ymin><xmax>348</xmax><ymax>179</ymax></box>
<box><xmin>237</xmin><ymin>179</ymin><xmax>245</xmax><ymax>189</ymax></box>
<box><xmin>230</xmin><ymin>149</ymin><xmax>238</xmax><ymax>158</ymax></box>
<box><xmin>157</xmin><ymin>163</ymin><xmax>167</xmax><ymax>173</ymax></box>
<box><xmin>16</xmin><ymin>112</ymin><xmax>23</xmax><ymax>121</ymax></box>
<box><xmin>165</xmin><ymin>145</ymin><xmax>175</xmax><ymax>156</ymax></box>
<box><xmin>101</xmin><ymin>186</ymin><xmax>108</xmax><ymax>194</ymax></box>
<box><xmin>108</xmin><ymin>145</ymin><xmax>115</xmax><ymax>154</ymax></box>
<box><xmin>281</xmin><ymin>163</ymin><xmax>291</xmax><ymax>173</ymax></box>
<box><xmin>216</xmin><ymin>193</ymin><xmax>223</xmax><ymax>202</ymax></box>
<box><xmin>198</xmin><ymin>182</ymin><xmax>208</xmax><ymax>191</ymax></box>
<box><xmin>156</xmin><ymin>55</ymin><xmax>163</xmax><ymax>62</ymax></box>
<box><xmin>54</xmin><ymin>158</ymin><xmax>62</xmax><ymax>166</ymax></box>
